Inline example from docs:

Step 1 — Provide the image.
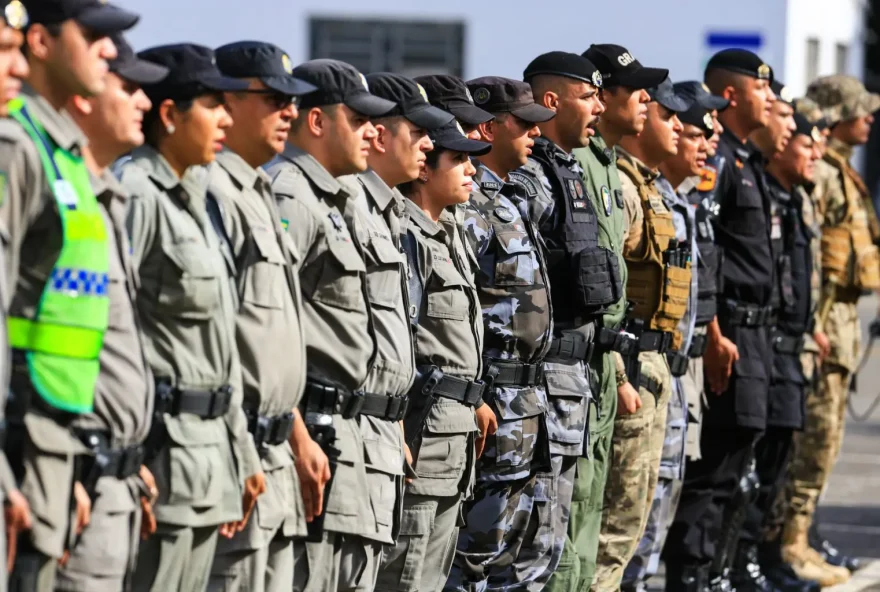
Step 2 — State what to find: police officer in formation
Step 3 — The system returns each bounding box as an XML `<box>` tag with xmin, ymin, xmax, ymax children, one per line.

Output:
<box><xmin>0</xmin><ymin>2</ymin><xmax>873</xmax><ymax>590</ymax></box>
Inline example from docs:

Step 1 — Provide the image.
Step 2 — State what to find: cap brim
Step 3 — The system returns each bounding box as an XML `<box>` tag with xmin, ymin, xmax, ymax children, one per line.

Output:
<box><xmin>112</xmin><ymin>59</ymin><xmax>170</xmax><ymax>85</ymax></box>
<box><xmin>655</xmin><ymin>95</ymin><xmax>692</xmax><ymax>113</ymax></box>
<box><xmin>198</xmin><ymin>74</ymin><xmax>250</xmax><ymax>92</ymax></box>
<box><xmin>433</xmin><ymin>136</ymin><xmax>492</xmax><ymax>156</ymax></box>
<box><xmin>510</xmin><ymin>103</ymin><xmax>556</xmax><ymax>123</ymax></box>
<box><xmin>261</xmin><ymin>75</ymin><xmax>318</xmax><ymax>97</ymax></box>
<box><xmin>76</xmin><ymin>4</ymin><xmax>140</xmax><ymax>36</ymax></box>
<box><xmin>447</xmin><ymin>102</ymin><xmax>494</xmax><ymax>125</ymax></box>
<box><xmin>345</xmin><ymin>92</ymin><xmax>397</xmax><ymax>117</ymax></box>
<box><xmin>406</xmin><ymin>104</ymin><xmax>454</xmax><ymax>129</ymax></box>
<box><xmin>616</xmin><ymin>66</ymin><xmax>669</xmax><ymax>90</ymax></box>
<box><xmin>863</xmin><ymin>92</ymin><xmax>880</xmax><ymax>115</ymax></box>
<box><xmin>700</xmin><ymin>95</ymin><xmax>730</xmax><ymax>111</ymax></box>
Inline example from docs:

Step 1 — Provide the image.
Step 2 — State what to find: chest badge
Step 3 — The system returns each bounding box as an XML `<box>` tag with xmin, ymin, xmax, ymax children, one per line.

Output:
<box><xmin>601</xmin><ymin>186</ymin><xmax>612</xmax><ymax>216</ymax></box>
<box><xmin>494</xmin><ymin>206</ymin><xmax>515</xmax><ymax>222</ymax></box>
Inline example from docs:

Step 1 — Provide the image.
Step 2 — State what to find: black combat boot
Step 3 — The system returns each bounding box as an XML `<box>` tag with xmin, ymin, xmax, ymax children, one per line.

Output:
<box><xmin>731</xmin><ymin>543</ymin><xmax>777</xmax><ymax>592</ymax></box>
<box><xmin>666</xmin><ymin>562</ymin><xmax>711</xmax><ymax>592</ymax></box>
<box><xmin>808</xmin><ymin>522</ymin><xmax>862</xmax><ymax>572</ymax></box>
<box><xmin>758</xmin><ymin>542</ymin><xmax>820</xmax><ymax>592</ymax></box>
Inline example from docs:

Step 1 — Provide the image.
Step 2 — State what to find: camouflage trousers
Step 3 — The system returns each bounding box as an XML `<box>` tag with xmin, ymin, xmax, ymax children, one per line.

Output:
<box><xmin>622</xmin><ymin>374</ymin><xmax>689</xmax><ymax>590</ymax></box>
<box><xmin>443</xmin><ymin>455</ymin><xmax>566</xmax><ymax>592</ymax></box>
<box><xmin>545</xmin><ymin>352</ymin><xmax>618</xmax><ymax>592</ymax></box>
<box><xmin>593</xmin><ymin>351</ymin><xmax>672</xmax><ymax>592</ymax></box>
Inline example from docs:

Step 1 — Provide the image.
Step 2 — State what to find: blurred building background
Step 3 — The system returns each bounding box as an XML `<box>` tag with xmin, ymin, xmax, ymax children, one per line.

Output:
<box><xmin>125</xmin><ymin>0</ymin><xmax>880</xmax><ymax>179</ymax></box>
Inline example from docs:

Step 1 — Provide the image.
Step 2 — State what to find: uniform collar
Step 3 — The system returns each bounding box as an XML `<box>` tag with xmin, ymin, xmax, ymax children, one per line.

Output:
<box><xmin>277</xmin><ymin>143</ymin><xmax>354</xmax><ymax>198</ymax></box>
<box><xmin>90</xmin><ymin>168</ymin><xmax>130</xmax><ymax>206</ymax></box>
<box><xmin>616</xmin><ymin>146</ymin><xmax>660</xmax><ymax>182</ymax></box>
<box><xmin>721</xmin><ymin>128</ymin><xmax>759</xmax><ymax>162</ymax></box>
<box><xmin>358</xmin><ymin>169</ymin><xmax>400</xmax><ymax>214</ymax></box>
<box><xmin>534</xmin><ymin>136</ymin><xmax>575</xmax><ymax>163</ymax></box>
<box><xmin>216</xmin><ymin>148</ymin><xmax>269</xmax><ymax>192</ymax></box>
<box><xmin>472</xmin><ymin>162</ymin><xmax>505</xmax><ymax>197</ymax></box>
<box><xmin>130</xmin><ymin>144</ymin><xmax>209</xmax><ymax>199</ymax></box>
<box><xmin>405</xmin><ymin>198</ymin><xmax>446</xmax><ymax>238</ymax></box>
<box><xmin>677</xmin><ymin>175</ymin><xmax>700</xmax><ymax>196</ymax></box>
<box><xmin>20</xmin><ymin>83</ymin><xmax>86</xmax><ymax>153</ymax></box>
<box><xmin>827</xmin><ymin>137</ymin><xmax>854</xmax><ymax>162</ymax></box>
<box><xmin>765</xmin><ymin>172</ymin><xmax>792</xmax><ymax>202</ymax></box>
<box><xmin>588</xmin><ymin>132</ymin><xmax>616</xmax><ymax>166</ymax></box>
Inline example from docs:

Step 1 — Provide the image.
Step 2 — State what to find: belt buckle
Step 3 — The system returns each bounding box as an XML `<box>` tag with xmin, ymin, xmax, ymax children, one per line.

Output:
<box><xmin>343</xmin><ymin>390</ymin><xmax>365</xmax><ymax>419</ymax></box>
<box><xmin>467</xmin><ymin>381</ymin><xmax>487</xmax><ymax>406</ymax></box>
<box><xmin>744</xmin><ymin>307</ymin><xmax>758</xmax><ymax>326</ymax></box>
<box><xmin>386</xmin><ymin>395</ymin><xmax>408</xmax><ymax>421</ymax></box>
<box><xmin>154</xmin><ymin>381</ymin><xmax>177</xmax><ymax>416</ymax></box>
<box><xmin>209</xmin><ymin>385</ymin><xmax>232</xmax><ymax>419</ymax></box>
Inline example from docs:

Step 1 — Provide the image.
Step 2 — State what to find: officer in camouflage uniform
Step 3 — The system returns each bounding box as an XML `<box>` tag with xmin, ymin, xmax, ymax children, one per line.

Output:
<box><xmin>776</xmin><ymin>75</ymin><xmax>880</xmax><ymax>586</ymax></box>
<box><xmin>510</xmin><ymin>50</ymin><xmax>616</xmax><ymax>589</ymax></box>
<box><xmin>0</xmin><ymin>2</ymin><xmax>136</xmax><ymax>589</ymax></box>
<box><xmin>596</xmin><ymin>77</ymin><xmax>691</xmax><ymax>592</ymax></box>
<box><xmin>56</xmin><ymin>36</ymin><xmax>167</xmax><ymax>592</ymax></box>
<box><xmin>385</xmin><ymin>121</ymin><xmax>491</xmax><ymax>592</ymax></box>
<box><xmin>624</xmin><ymin>91</ymin><xmax>716</xmax><ymax>592</ymax></box>
<box><xmin>444</xmin><ymin>76</ymin><xmax>556</xmax><ymax>592</ymax></box>
<box><xmin>264</xmin><ymin>59</ymin><xmax>397</xmax><ymax>592</ymax></box>
<box><xmin>206</xmin><ymin>42</ymin><xmax>317</xmax><ymax>592</ymax></box>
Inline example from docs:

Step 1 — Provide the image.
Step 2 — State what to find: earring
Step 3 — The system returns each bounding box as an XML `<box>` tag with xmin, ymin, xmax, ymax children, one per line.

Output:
<box><xmin>166</xmin><ymin>124</ymin><xmax>176</xmax><ymax>135</ymax></box>
<box><xmin>419</xmin><ymin>174</ymin><xmax>428</xmax><ymax>182</ymax></box>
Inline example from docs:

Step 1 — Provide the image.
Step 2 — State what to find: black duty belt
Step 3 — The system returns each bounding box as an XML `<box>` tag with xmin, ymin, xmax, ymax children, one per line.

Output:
<box><xmin>0</xmin><ymin>418</ymin><xmax>6</xmax><ymax>450</ymax></box>
<box><xmin>546</xmin><ymin>333</ymin><xmax>595</xmax><ymax>364</ymax></box>
<box><xmin>75</xmin><ymin>430</ymin><xmax>145</xmax><ymax>480</ymax></box>
<box><xmin>482</xmin><ymin>358</ymin><xmax>543</xmax><ymax>388</ymax></box>
<box><xmin>594</xmin><ymin>327</ymin><xmax>639</xmax><ymax>357</ymax></box>
<box><xmin>418</xmin><ymin>367</ymin><xmax>485</xmax><ymax>407</ymax></box>
<box><xmin>302</xmin><ymin>380</ymin><xmax>409</xmax><ymax>422</ymax></box>
<box><xmin>154</xmin><ymin>379</ymin><xmax>232</xmax><ymax>420</ymax></box>
<box><xmin>722</xmin><ymin>300</ymin><xmax>776</xmax><ymax>327</ymax></box>
<box><xmin>639</xmin><ymin>329</ymin><xmax>674</xmax><ymax>354</ymax></box>
<box><xmin>666</xmin><ymin>351</ymin><xmax>689</xmax><ymax>378</ymax></box>
<box><xmin>688</xmin><ymin>334</ymin><xmax>708</xmax><ymax>358</ymax></box>
<box><xmin>246</xmin><ymin>410</ymin><xmax>295</xmax><ymax>448</ymax></box>
<box><xmin>771</xmin><ymin>332</ymin><xmax>805</xmax><ymax>355</ymax></box>
<box><xmin>640</xmin><ymin>373</ymin><xmax>662</xmax><ymax>398</ymax></box>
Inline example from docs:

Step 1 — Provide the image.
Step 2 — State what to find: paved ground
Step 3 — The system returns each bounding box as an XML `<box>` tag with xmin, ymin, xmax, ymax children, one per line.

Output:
<box><xmin>648</xmin><ymin>295</ymin><xmax>880</xmax><ymax>591</ymax></box>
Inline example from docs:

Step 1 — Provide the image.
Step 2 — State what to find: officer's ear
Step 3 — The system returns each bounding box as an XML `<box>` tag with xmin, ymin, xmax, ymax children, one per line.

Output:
<box><xmin>157</xmin><ymin>99</ymin><xmax>177</xmax><ymax>133</ymax></box>
<box><xmin>477</xmin><ymin>118</ymin><xmax>496</xmax><ymax>143</ymax></box>
<box><xmin>540</xmin><ymin>90</ymin><xmax>559</xmax><ymax>111</ymax></box>
<box><xmin>305</xmin><ymin>106</ymin><xmax>329</xmax><ymax>138</ymax></box>
<box><xmin>371</xmin><ymin>121</ymin><xmax>390</xmax><ymax>154</ymax></box>
<box><xmin>25</xmin><ymin>23</ymin><xmax>55</xmax><ymax>61</ymax></box>
<box><xmin>68</xmin><ymin>95</ymin><xmax>92</xmax><ymax>117</ymax></box>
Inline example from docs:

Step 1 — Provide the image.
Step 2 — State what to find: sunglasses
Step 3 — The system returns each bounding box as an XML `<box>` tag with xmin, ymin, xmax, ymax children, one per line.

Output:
<box><xmin>240</xmin><ymin>89</ymin><xmax>298</xmax><ymax>110</ymax></box>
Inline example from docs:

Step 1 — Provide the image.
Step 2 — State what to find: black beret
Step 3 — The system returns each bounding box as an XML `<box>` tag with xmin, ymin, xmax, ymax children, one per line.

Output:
<box><xmin>771</xmin><ymin>79</ymin><xmax>793</xmax><ymax>105</ymax></box>
<box><xmin>413</xmin><ymin>74</ymin><xmax>494</xmax><ymax>126</ymax></box>
<box><xmin>215</xmin><ymin>41</ymin><xmax>316</xmax><ymax>97</ymax></box>
<box><xmin>523</xmin><ymin>51</ymin><xmax>603</xmax><ymax>88</ymax></box>
<box><xmin>705</xmin><ymin>48</ymin><xmax>773</xmax><ymax>82</ymax></box>
<box><xmin>466</xmin><ymin>76</ymin><xmax>555</xmax><ymax>123</ymax></box>
<box><xmin>365</xmin><ymin>73</ymin><xmax>453</xmax><ymax>129</ymax></box>
<box><xmin>679</xmin><ymin>102</ymin><xmax>716</xmax><ymax>138</ymax></box>
<box><xmin>293</xmin><ymin>59</ymin><xmax>395</xmax><ymax>117</ymax></box>
<box><xmin>793</xmin><ymin>112</ymin><xmax>822</xmax><ymax>142</ymax></box>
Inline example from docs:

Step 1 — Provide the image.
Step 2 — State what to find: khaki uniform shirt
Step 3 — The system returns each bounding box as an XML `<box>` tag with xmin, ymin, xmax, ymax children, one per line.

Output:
<box><xmin>209</xmin><ymin>149</ymin><xmax>307</xmax><ymax>546</ymax></box>
<box><xmin>265</xmin><ymin>144</ymin><xmax>376</xmax><ymax>539</ymax></box>
<box><xmin>404</xmin><ymin>200</ymin><xmax>481</xmax><ymax>497</ymax></box>
<box><xmin>121</xmin><ymin>145</ymin><xmax>260</xmax><ymax>527</ymax></box>
<box><xmin>0</xmin><ymin>85</ymin><xmax>90</xmax><ymax>557</ymax></box>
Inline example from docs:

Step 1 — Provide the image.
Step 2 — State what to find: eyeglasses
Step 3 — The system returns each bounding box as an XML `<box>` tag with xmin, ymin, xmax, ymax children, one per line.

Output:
<box><xmin>240</xmin><ymin>89</ymin><xmax>298</xmax><ymax>110</ymax></box>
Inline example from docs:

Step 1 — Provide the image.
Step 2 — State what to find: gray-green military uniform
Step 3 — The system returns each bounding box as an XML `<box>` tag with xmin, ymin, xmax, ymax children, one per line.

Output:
<box><xmin>206</xmin><ymin>149</ymin><xmax>307</xmax><ymax>592</ymax></box>
<box><xmin>55</xmin><ymin>170</ymin><xmax>154</xmax><ymax>592</ymax></box>
<box><xmin>121</xmin><ymin>145</ymin><xmax>261</xmax><ymax>592</ymax></box>
<box><xmin>265</xmin><ymin>145</ymin><xmax>378</xmax><ymax>592</ymax></box>
<box><xmin>350</xmin><ymin>169</ymin><xmax>413</xmax><ymax>551</ymax></box>
<box><xmin>377</xmin><ymin>199</ymin><xmax>482</xmax><ymax>591</ymax></box>
<box><xmin>0</xmin><ymin>85</ymin><xmax>91</xmax><ymax>591</ymax></box>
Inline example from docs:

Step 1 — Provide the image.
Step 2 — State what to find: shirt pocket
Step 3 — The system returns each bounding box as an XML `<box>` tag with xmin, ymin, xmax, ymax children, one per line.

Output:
<box><xmin>106</xmin><ymin>265</ymin><xmax>129</xmax><ymax>331</ymax></box>
<box><xmin>163</xmin><ymin>418</ymin><xmax>229</xmax><ymax>509</ymax></box>
<box><xmin>730</xmin><ymin>186</ymin><xmax>766</xmax><ymax>237</ymax></box>
<box><xmin>364</xmin><ymin>232</ymin><xmax>403</xmax><ymax>309</ymax></box>
<box><xmin>483</xmin><ymin>386</ymin><xmax>546</xmax><ymax>480</ymax></box>
<box><xmin>158</xmin><ymin>241</ymin><xmax>221</xmax><ymax>320</ymax></box>
<box><xmin>427</xmin><ymin>256</ymin><xmax>469</xmax><ymax>322</ymax></box>
<box><xmin>311</xmin><ymin>236</ymin><xmax>366</xmax><ymax>312</ymax></box>
<box><xmin>243</xmin><ymin>227</ymin><xmax>286</xmax><ymax>310</ymax></box>
<box><xmin>493</xmin><ymin>230</ymin><xmax>539</xmax><ymax>287</ymax></box>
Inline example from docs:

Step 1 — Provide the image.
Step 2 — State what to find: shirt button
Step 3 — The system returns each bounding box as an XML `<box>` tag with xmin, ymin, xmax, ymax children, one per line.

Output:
<box><xmin>409</xmin><ymin>305</ymin><xmax>417</xmax><ymax>317</ymax></box>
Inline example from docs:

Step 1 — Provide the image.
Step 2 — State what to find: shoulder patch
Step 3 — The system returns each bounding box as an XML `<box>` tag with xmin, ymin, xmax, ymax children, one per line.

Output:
<box><xmin>697</xmin><ymin>165</ymin><xmax>717</xmax><ymax>192</ymax></box>
<box><xmin>508</xmin><ymin>170</ymin><xmax>538</xmax><ymax>198</ymax></box>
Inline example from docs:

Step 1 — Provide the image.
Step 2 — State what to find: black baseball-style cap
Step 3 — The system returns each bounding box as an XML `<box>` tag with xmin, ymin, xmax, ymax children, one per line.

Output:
<box><xmin>583</xmin><ymin>44</ymin><xmax>667</xmax><ymax>90</ymax></box>
<box><xmin>23</xmin><ymin>0</ymin><xmax>138</xmax><ymax>35</ymax></box>
<box><xmin>705</xmin><ymin>48</ymin><xmax>773</xmax><ymax>82</ymax></box>
<box><xmin>674</xmin><ymin>80</ymin><xmax>730</xmax><ymax>112</ymax></box>
<box><xmin>648</xmin><ymin>77</ymin><xmax>691</xmax><ymax>112</ymax></box>
<box><xmin>109</xmin><ymin>35</ymin><xmax>169</xmax><ymax>85</ymax></box>
<box><xmin>138</xmin><ymin>44</ymin><xmax>249</xmax><ymax>101</ymax></box>
<box><xmin>413</xmin><ymin>74</ymin><xmax>494</xmax><ymax>126</ymax></box>
<box><xmin>466</xmin><ymin>76</ymin><xmax>555</xmax><ymax>123</ymax></box>
<box><xmin>429</xmin><ymin>120</ymin><xmax>491</xmax><ymax>155</ymax></box>
<box><xmin>523</xmin><ymin>51</ymin><xmax>604</xmax><ymax>88</ymax></box>
<box><xmin>215</xmin><ymin>41</ymin><xmax>316</xmax><ymax>97</ymax></box>
<box><xmin>293</xmin><ymin>59</ymin><xmax>395</xmax><ymax>117</ymax></box>
<box><xmin>365</xmin><ymin>73</ymin><xmax>453</xmax><ymax>129</ymax></box>
<box><xmin>771</xmin><ymin>79</ymin><xmax>793</xmax><ymax>105</ymax></box>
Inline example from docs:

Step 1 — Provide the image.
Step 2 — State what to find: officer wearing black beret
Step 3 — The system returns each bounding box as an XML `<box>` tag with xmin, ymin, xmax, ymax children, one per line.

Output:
<box><xmin>414</xmin><ymin>73</ymin><xmax>494</xmax><ymax>135</ymax></box>
<box><xmin>663</xmin><ymin>47</ymin><xmax>781</xmax><ymax>592</ymax></box>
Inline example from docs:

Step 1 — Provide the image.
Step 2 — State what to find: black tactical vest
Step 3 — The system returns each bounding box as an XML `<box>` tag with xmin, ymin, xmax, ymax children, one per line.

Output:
<box><xmin>517</xmin><ymin>137</ymin><xmax>621</xmax><ymax>324</ymax></box>
<box><xmin>767</xmin><ymin>178</ymin><xmax>812</xmax><ymax>334</ymax></box>
<box><xmin>691</xmin><ymin>153</ymin><xmax>725</xmax><ymax>326</ymax></box>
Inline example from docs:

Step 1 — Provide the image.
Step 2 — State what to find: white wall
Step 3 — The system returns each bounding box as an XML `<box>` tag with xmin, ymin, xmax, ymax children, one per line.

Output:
<box><xmin>783</xmin><ymin>0</ymin><xmax>864</xmax><ymax>94</ymax></box>
<box><xmin>121</xmin><ymin>0</ymin><xmax>789</xmax><ymax>82</ymax></box>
